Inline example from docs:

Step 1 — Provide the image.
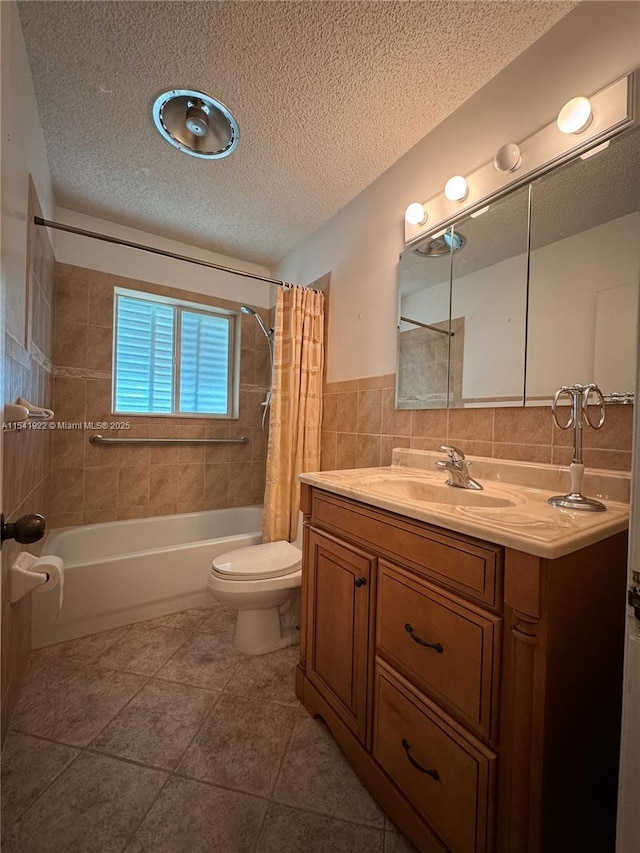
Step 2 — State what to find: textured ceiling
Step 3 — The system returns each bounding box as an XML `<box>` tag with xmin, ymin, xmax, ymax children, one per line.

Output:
<box><xmin>18</xmin><ymin>1</ymin><xmax>577</xmax><ymax>268</ymax></box>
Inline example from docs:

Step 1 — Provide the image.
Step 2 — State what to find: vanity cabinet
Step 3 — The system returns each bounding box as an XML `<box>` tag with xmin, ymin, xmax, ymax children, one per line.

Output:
<box><xmin>297</xmin><ymin>483</ymin><xmax>628</xmax><ymax>853</ymax></box>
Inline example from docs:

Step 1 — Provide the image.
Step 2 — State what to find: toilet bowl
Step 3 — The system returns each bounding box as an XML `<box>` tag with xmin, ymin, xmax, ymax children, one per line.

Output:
<box><xmin>208</xmin><ymin>517</ymin><xmax>303</xmax><ymax>655</ymax></box>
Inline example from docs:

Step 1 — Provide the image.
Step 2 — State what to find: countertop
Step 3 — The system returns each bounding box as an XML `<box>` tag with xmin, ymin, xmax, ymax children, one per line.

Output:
<box><xmin>299</xmin><ymin>450</ymin><xmax>630</xmax><ymax>559</ymax></box>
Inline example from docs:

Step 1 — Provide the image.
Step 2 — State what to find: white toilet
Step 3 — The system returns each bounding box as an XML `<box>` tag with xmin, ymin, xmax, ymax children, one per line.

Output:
<box><xmin>207</xmin><ymin>514</ymin><xmax>303</xmax><ymax>655</ymax></box>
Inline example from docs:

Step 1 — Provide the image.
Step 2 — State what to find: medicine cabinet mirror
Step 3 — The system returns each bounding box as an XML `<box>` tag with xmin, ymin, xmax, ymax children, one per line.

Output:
<box><xmin>396</xmin><ymin>126</ymin><xmax>640</xmax><ymax>409</ymax></box>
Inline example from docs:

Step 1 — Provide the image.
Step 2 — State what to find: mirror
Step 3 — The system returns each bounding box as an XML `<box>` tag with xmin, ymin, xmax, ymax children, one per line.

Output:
<box><xmin>396</xmin><ymin>126</ymin><xmax>640</xmax><ymax>409</ymax></box>
<box><xmin>526</xmin><ymin>128</ymin><xmax>640</xmax><ymax>404</ymax></box>
<box><xmin>397</xmin><ymin>231</ymin><xmax>453</xmax><ymax>409</ymax></box>
<box><xmin>448</xmin><ymin>187</ymin><xmax>529</xmax><ymax>407</ymax></box>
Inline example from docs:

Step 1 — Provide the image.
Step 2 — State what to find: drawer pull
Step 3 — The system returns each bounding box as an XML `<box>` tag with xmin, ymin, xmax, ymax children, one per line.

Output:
<box><xmin>401</xmin><ymin>738</ymin><xmax>440</xmax><ymax>781</ymax></box>
<box><xmin>355</xmin><ymin>577</ymin><xmax>367</xmax><ymax>588</ymax></box>
<box><xmin>404</xmin><ymin>623</ymin><xmax>444</xmax><ymax>654</ymax></box>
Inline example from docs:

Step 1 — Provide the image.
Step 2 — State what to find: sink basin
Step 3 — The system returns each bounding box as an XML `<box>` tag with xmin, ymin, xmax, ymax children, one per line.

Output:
<box><xmin>355</xmin><ymin>476</ymin><xmax>517</xmax><ymax>508</ymax></box>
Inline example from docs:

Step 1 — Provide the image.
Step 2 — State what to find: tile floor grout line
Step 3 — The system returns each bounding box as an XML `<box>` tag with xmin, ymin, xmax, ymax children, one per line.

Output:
<box><xmin>81</xmin><ymin>673</ymin><xmax>154</xmax><ymax>750</ymax></box>
<box><xmin>94</xmin><ymin>624</ymin><xmax>194</xmax><ymax>678</ymax></box>
<box><xmin>1</xmin><ymin>739</ymin><xmax>84</xmax><ymax>829</ymax></box>
<box><xmin>267</xmin><ymin>708</ymin><xmax>387</xmax><ymax>832</ymax></box>
<box><xmin>81</xmin><ymin>613</ymin><xmax>221</xmax><ymax>753</ymax></box>
<box><xmin>250</xmin><ymin>700</ymin><xmax>300</xmax><ymax>853</ymax></box>
<box><xmin>164</xmin><ymin>768</ymin><xmax>274</xmax><ymax>804</ymax></box>
<box><xmin>169</xmin><ymin>686</ymin><xmax>226</xmax><ymax>777</ymax></box>
<box><xmin>117</xmin><ymin>759</ymin><xmax>174</xmax><ymax>853</ymax></box>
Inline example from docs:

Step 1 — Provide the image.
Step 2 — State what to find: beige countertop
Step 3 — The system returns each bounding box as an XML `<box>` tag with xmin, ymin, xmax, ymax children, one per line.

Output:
<box><xmin>299</xmin><ymin>450</ymin><xmax>630</xmax><ymax>559</ymax></box>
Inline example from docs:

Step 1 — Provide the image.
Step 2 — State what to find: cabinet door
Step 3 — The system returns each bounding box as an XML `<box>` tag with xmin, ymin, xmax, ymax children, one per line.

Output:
<box><xmin>306</xmin><ymin>529</ymin><xmax>375</xmax><ymax>743</ymax></box>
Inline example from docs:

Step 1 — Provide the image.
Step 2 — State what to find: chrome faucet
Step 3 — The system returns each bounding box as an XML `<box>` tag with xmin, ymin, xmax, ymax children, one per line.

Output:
<box><xmin>435</xmin><ymin>445</ymin><xmax>483</xmax><ymax>490</ymax></box>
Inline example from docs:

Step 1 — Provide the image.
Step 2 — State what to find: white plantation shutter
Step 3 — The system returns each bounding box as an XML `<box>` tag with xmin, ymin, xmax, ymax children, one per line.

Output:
<box><xmin>179</xmin><ymin>311</ymin><xmax>230</xmax><ymax>414</ymax></box>
<box><xmin>113</xmin><ymin>291</ymin><xmax>234</xmax><ymax>417</ymax></box>
<box><xmin>114</xmin><ymin>296</ymin><xmax>174</xmax><ymax>413</ymax></box>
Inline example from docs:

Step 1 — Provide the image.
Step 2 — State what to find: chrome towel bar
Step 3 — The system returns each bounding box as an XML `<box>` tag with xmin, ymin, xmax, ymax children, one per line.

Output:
<box><xmin>89</xmin><ymin>434</ymin><xmax>249</xmax><ymax>446</ymax></box>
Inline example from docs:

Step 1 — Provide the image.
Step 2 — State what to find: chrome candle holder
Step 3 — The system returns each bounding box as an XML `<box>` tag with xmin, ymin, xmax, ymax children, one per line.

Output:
<box><xmin>549</xmin><ymin>383</ymin><xmax>607</xmax><ymax>512</ymax></box>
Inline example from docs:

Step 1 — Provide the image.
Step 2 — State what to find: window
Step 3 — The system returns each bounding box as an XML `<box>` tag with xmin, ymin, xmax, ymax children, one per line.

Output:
<box><xmin>113</xmin><ymin>289</ymin><xmax>237</xmax><ymax>417</ymax></box>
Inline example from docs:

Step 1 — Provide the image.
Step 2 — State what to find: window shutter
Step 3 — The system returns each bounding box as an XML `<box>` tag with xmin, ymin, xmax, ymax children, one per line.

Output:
<box><xmin>179</xmin><ymin>311</ymin><xmax>230</xmax><ymax>414</ymax></box>
<box><xmin>114</xmin><ymin>296</ymin><xmax>174</xmax><ymax>413</ymax></box>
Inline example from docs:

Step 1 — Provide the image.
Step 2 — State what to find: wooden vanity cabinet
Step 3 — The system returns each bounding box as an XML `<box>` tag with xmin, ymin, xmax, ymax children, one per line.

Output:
<box><xmin>296</xmin><ymin>483</ymin><xmax>628</xmax><ymax>853</ymax></box>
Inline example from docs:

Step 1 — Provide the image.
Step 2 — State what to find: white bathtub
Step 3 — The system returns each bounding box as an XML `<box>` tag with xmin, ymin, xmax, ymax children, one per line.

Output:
<box><xmin>32</xmin><ymin>506</ymin><xmax>263</xmax><ymax>649</ymax></box>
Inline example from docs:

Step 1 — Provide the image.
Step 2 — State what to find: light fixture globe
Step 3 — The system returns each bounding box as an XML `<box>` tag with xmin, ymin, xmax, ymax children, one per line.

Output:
<box><xmin>152</xmin><ymin>88</ymin><xmax>240</xmax><ymax>159</ymax></box>
<box><xmin>494</xmin><ymin>142</ymin><xmax>522</xmax><ymax>173</ymax></box>
<box><xmin>557</xmin><ymin>96</ymin><xmax>593</xmax><ymax>134</ymax></box>
<box><xmin>405</xmin><ymin>202</ymin><xmax>427</xmax><ymax>226</ymax></box>
<box><xmin>444</xmin><ymin>175</ymin><xmax>468</xmax><ymax>202</ymax></box>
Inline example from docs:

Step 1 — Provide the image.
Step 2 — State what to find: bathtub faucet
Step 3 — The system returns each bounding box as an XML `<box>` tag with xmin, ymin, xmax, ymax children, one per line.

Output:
<box><xmin>435</xmin><ymin>445</ymin><xmax>483</xmax><ymax>490</ymax></box>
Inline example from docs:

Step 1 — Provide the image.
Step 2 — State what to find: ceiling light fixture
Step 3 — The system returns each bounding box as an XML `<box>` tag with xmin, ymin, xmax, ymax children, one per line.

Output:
<box><xmin>414</xmin><ymin>230</ymin><xmax>466</xmax><ymax>257</ymax></box>
<box><xmin>403</xmin><ymin>74</ymin><xmax>634</xmax><ymax>246</ymax></box>
<box><xmin>557</xmin><ymin>96</ymin><xmax>593</xmax><ymax>134</ymax></box>
<box><xmin>152</xmin><ymin>88</ymin><xmax>240</xmax><ymax>159</ymax></box>
<box><xmin>494</xmin><ymin>142</ymin><xmax>522</xmax><ymax>173</ymax></box>
<box><xmin>405</xmin><ymin>202</ymin><xmax>427</xmax><ymax>226</ymax></box>
<box><xmin>444</xmin><ymin>176</ymin><xmax>468</xmax><ymax>202</ymax></box>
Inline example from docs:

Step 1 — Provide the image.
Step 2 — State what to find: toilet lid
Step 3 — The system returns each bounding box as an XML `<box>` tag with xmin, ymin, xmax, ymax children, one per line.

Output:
<box><xmin>212</xmin><ymin>540</ymin><xmax>302</xmax><ymax>580</ymax></box>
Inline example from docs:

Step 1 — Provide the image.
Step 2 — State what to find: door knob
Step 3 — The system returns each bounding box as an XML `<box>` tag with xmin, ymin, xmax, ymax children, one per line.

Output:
<box><xmin>0</xmin><ymin>513</ymin><xmax>46</xmax><ymax>548</ymax></box>
<box><xmin>355</xmin><ymin>577</ymin><xmax>367</xmax><ymax>588</ymax></box>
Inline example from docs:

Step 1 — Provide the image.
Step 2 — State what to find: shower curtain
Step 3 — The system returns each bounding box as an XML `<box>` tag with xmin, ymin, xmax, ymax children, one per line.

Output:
<box><xmin>262</xmin><ymin>284</ymin><xmax>324</xmax><ymax>543</ymax></box>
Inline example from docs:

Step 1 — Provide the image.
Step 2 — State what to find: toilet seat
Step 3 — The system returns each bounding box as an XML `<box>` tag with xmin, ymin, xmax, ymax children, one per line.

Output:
<box><xmin>212</xmin><ymin>540</ymin><xmax>302</xmax><ymax>581</ymax></box>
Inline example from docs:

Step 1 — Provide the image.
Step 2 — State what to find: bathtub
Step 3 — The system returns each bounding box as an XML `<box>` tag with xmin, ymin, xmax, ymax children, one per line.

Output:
<box><xmin>32</xmin><ymin>506</ymin><xmax>263</xmax><ymax>649</ymax></box>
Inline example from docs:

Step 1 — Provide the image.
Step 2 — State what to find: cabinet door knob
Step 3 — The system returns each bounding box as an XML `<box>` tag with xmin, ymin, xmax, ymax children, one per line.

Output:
<box><xmin>404</xmin><ymin>623</ymin><xmax>444</xmax><ymax>653</ymax></box>
<box><xmin>354</xmin><ymin>577</ymin><xmax>367</xmax><ymax>588</ymax></box>
<box><xmin>401</xmin><ymin>738</ymin><xmax>440</xmax><ymax>781</ymax></box>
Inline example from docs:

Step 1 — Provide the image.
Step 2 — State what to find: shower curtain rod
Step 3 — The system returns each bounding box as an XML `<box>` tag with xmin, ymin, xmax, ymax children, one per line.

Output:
<box><xmin>33</xmin><ymin>217</ymin><xmax>289</xmax><ymax>289</ymax></box>
<box><xmin>400</xmin><ymin>316</ymin><xmax>454</xmax><ymax>337</ymax></box>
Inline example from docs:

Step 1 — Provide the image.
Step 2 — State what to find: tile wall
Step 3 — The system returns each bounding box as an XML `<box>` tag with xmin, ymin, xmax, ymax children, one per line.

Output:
<box><xmin>321</xmin><ymin>374</ymin><xmax>634</xmax><ymax>472</ymax></box>
<box><xmin>2</xmin><ymin>217</ymin><xmax>55</xmax><ymax>741</ymax></box>
<box><xmin>50</xmin><ymin>265</ymin><xmax>271</xmax><ymax>528</ymax></box>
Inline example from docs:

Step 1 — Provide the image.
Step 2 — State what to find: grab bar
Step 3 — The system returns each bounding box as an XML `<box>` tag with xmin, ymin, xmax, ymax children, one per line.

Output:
<box><xmin>89</xmin><ymin>434</ymin><xmax>249</xmax><ymax>446</ymax></box>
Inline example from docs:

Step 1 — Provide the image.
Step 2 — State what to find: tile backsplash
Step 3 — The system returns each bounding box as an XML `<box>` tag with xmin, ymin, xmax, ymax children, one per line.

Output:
<box><xmin>321</xmin><ymin>374</ymin><xmax>633</xmax><ymax>472</ymax></box>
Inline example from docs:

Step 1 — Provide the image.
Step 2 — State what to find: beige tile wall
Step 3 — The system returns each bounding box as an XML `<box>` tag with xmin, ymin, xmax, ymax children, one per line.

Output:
<box><xmin>2</xmin><ymin>215</ymin><xmax>55</xmax><ymax>742</ymax></box>
<box><xmin>50</xmin><ymin>265</ymin><xmax>272</xmax><ymax>528</ymax></box>
<box><xmin>321</xmin><ymin>374</ymin><xmax>634</xmax><ymax>472</ymax></box>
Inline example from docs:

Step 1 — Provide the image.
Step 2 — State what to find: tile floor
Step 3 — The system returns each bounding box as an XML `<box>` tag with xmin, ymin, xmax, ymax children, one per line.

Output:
<box><xmin>1</xmin><ymin>602</ymin><xmax>416</xmax><ymax>852</ymax></box>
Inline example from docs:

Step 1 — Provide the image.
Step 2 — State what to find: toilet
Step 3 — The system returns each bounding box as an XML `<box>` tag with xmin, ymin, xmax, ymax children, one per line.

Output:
<box><xmin>207</xmin><ymin>514</ymin><xmax>303</xmax><ymax>655</ymax></box>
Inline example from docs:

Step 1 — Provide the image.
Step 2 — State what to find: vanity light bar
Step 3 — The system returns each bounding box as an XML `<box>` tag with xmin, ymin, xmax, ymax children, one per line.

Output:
<box><xmin>404</xmin><ymin>72</ymin><xmax>636</xmax><ymax>245</ymax></box>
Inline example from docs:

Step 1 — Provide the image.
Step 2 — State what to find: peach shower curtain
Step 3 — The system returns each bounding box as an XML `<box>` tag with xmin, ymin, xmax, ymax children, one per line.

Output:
<box><xmin>262</xmin><ymin>284</ymin><xmax>325</xmax><ymax>543</ymax></box>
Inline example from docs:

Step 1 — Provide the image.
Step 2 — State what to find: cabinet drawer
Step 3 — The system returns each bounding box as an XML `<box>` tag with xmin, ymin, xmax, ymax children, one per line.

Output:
<box><xmin>373</xmin><ymin>662</ymin><xmax>496</xmax><ymax>853</ymax></box>
<box><xmin>311</xmin><ymin>491</ymin><xmax>502</xmax><ymax>609</ymax></box>
<box><xmin>377</xmin><ymin>562</ymin><xmax>501</xmax><ymax>740</ymax></box>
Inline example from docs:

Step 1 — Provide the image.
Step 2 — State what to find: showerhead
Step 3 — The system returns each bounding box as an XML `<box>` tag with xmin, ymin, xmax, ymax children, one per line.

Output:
<box><xmin>241</xmin><ymin>305</ymin><xmax>272</xmax><ymax>340</ymax></box>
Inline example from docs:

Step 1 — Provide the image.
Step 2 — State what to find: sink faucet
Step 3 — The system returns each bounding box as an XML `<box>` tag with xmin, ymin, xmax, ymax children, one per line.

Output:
<box><xmin>435</xmin><ymin>445</ymin><xmax>483</xmax><ymax>490</ymax></box>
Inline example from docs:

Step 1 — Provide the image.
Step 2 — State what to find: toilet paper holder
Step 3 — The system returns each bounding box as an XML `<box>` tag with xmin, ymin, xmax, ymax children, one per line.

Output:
<box><xmin>11</xmin><ymin>551</ymin><xmax>64</xmax><ymax>606</ymax></box>
<box><xmin>11</xmin><ymin>552</ymin><xmax>49</xmax><ymax>601</ymax></box>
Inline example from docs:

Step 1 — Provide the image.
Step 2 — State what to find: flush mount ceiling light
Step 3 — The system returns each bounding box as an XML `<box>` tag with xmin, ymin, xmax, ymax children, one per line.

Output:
<box><xmin>557</xmin><ymin>96</ymin><xmax>593</xmax><ymax>134</ymax></box>
<box><xmin>444</xmin><ymin>175</ymin><xmax>468</xmax><ymax>202</ymax></box>
<box><xmin>405</xmin><ymin>202</ymin><xmax>428</xmax><ymax>226</ymax></box>
<box><xmin>152</xmin><ymin>89</ymin><xmax>240</xmax><ymax>159</ymax></box>
<box><xmin>494</xmin><ymin>142</ymin><xmax>523</xmax><ymax>173</ymax></box>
